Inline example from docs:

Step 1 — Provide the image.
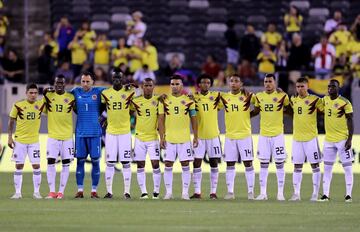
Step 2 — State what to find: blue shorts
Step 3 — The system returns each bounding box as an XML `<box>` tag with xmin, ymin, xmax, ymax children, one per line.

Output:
<box><xmin>75</xmin><ymin>136</ymin><xmax>102</xmax><ymax>159</ymax></box>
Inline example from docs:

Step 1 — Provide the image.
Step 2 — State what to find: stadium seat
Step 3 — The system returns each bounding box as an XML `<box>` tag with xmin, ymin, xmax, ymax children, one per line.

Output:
<box><xmin>309</xmin><ymin>8</ymin><xmax>330</xmax><ymax>17</ymax></box>
<box><xmin>111</xmin><ymin>13</ymin><xmax>131</xmax><ymax>24</ymax></box>
<box><xmin>90</xmin><ymin>21</ymin><xmax>110</xmax><ymax>31</ymax></box>
<box><xmin>110</xmin><ymin>6</ymin><xmax>130</xmax><ymax>14</ymax></box>
<box><xmin>290</xmin><ymin>1</ymin><xmax>310</xmax><ymax>11</ymax></box>
<box><xmin>91</xmin><ymin>14</ymin><xmax>111</xmax><ymax>22</ymax></box>
<box><xmin>72</xmin><ymin>6</ymin><xmax>91</xmax><ymax>14</ymax></box>
<box><xmin>206</xmin><ymin>23</ymin><xmax>227</xmax><ymax>33</ymax></box>
<box><xmin>167</xmin><ymin>37</ymin><xmax>188</xmax><ymax>46</ymax></box>
<box><xmin>247</xmin><ymin>15</ymin><xmax>267</xmax><ymax>24</ymax></box>
<box><xmin>168</xmin><ymin>0</ymin><xmax>188</xmax><ymax>7</ymax></box>
<box><xmin>165</xmin><ymin>52</ymin><xmax>186</xmax><ymax>63</ymax></box>
<box><xmin>189</xmin><ymin>0</ymin><xmax>210</xmax><ymax>9</ymax></box>
<box><xmin>306</xmin><ymin>15</ymin><xmax>327</xmax><ymax>24</ymax></box>
<box><xmin>109</xmin><ymin>29</ymin><xmax>126</xmax><ymax>39</ymax></box>
<box><xmin>169</xmin><ymin>15</ymin><xmax>190</xmax><ymax>23</ymax></box>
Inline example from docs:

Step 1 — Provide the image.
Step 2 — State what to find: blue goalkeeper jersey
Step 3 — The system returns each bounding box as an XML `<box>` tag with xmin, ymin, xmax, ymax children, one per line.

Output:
<box><xmin>71</xmin><ymin>87</ymin><xmax>106</xmax><ymax>137</ymax></box>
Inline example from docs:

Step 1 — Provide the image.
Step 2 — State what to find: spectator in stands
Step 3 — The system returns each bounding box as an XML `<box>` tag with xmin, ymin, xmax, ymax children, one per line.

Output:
<box><xmin>311</xmin><ymin>35</ymin><xmax>336</xmax><ymax>79</ymax></box>
<box><xmin>111</xmin><ymin>37</ymin><xmax>129</xmax><ymax>68</ymax></box>
<box><xmin>37</xmin><ymin>45</ymin><xmax>56</xmax><ymax>84</ymax></box>
<box><xmin>128</xmin><ymin>38</ymin><xmax>144</xmax><ymax>73</ymax></box>
<box><xmin>143</xmin><ymin>39</ymin><xmax>159</xmax><ymax>72</ymax></box>
<box><xmin>333</xmin><ymin>53</ymin><xmax>350</xmax><ymax>76</ymax></box>
<box><xmin>133</xmin><ymin>64</ymin><xmax>155</xmax><ymax>84</ymax></box>
<box><xmin>224</xmin><ymin>19</ymin><xmax>239</xmax><ymax>67</ymax></box>
<box><xmin>275</xmin><ymin>40</ymin><xmax>289</xmax><ymax>92</ymax></box>
<box><xmin>287</xmin><ymin>33</ymin><xmax>310</xmax><ymax>82</ymax></box>
<box><xmin>261</xmin><ymin>23</ymin><xmax>282</xmax><ymax>51</ymax></box>
<box><xmin>77</xmin><ymin>21</ymin><xmax>96</xmax><ymax>62</ymax></box>
<box><xmin>201</xmin><ymin>54</ymin><xmax>221</xmax><ymax>78</ymax></box>
<box><xmin>1</xmin><ymin>49</ymin><xmax>24</xmax><ymax>83</ymax></box>
<box><xmin>0</xmin><ymin>13</ymin><xmax>9</xmax><ymax>36</ymax></box>
<box><xmin>68</xmin><ymin>31</ymin><xmax>87</xmax><ymax>78</ymax></box>
<box><xmin>237</xmin><ymin>59</ymin><xmax>257</xmax><ymax>85</ymax></box>
<box><xmin>54</xmin><ymin>61</ymin><xmax>74</xmax><ymax>84</ymax></box>
<box><xmin>94</xmin><ymin>34</ymin><xmax>111</xmax><ymax>73</ymax></box>
<box><xmin>54</xmin><ymin>16</ymin><xmax>75</xmax><ymax>62</ymax></box>
<box><xmin>38</xmin><ymin>32</ymin><xmax>59</xmax><ymax>58</ymax></box>
<box><xmin>94</xmin><ymin>66</ymin><xmax>109</xmax><ymax>85</ymax></box>
<box><xmin>240</xmin><ymin>24</ymin><xmax>261</xmax><ymax>63</ymax></box>
<box><xmin>0</xmin><ymin>36</ymin><xmax>5</xmax><ymax>58</ymax></box>
<box><xmin>126</xmin><ymin>11</ymin><xmax>147</xmax><ymax>46</ymax></box>
<box><xmin>213</xmin><ymin>70</ymin><xmax>226</xmax><ymax>87</ymax></box>
<box><xmin>329</xmin><ymin>23</ymin><xmax>352</xmax><ymax>58</ymax></box>
<box><xmin>324</xmin><ymin>10</ymin><xmax>343</xmax><ymax>35</ymax></box>
<box><xmin>118</xmin><ymin>62</ymin><xmax>131</xmax><ymax>77</ymax></box>
<box><xmin>257</xmin><ymin>43</ymin><xmax>277</xmax><ymax>79</ymax></box>
<box><xmin>163</xmin><ymin>53</ymin><xmax>182</xmax><ymax>78</ymax></box>
<box><xmin>350</xmin><ymin>14</ymin><xmax>360</xmax><ymax>42</ymax></box>
<box><xmin>284</xmin><ymin>5</ymin><xmax>303</xmax><ymax>41</ymax></box>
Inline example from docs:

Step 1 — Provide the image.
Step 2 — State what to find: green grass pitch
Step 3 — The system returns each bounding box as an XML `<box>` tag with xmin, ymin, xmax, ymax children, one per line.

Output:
<box><xmin>0</xmin><ymin>172</ymin><xmax>358</xmax><ymax>232</ymax></box>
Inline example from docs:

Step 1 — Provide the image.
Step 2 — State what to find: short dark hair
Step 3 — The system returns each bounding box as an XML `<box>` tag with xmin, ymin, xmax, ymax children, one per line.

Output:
<box><xmin>230</xmin><ymin>74</ymin><xmax>242</xmax><ymax>82</ymax></box>
<box><xmin>264</xmin><ymin>73</ymin><xmax>275</xmax><ymax>80</ymax></box>
<box><xmin>197</xmin><ymin>73</ymin><xmax>214</xmax><ymax>86</ymax></box>
<box><xmin>26</xmin><ymin>83</ymin><xmax>38</xmax><ymax>91</ymax></box>
<box><xmin>143</xmin><ymin>77</ymin><xmax>154</xmax><ymax>83</ymax></box>
<box><xmin>81</xmin><ymin>71</ymin><xmax>94</xmax><ymax>80</ymax></box>
<box><xmin>111</xmin><ymin>69</ymin><xmax>123</xmax><ymax>79</ymax></box>
<box><xmin>296</xmin><ymin>77</ymin><xmax>308</xmax><ymax>83</ymax></box>
<box><xmin>226</xmin><ymin>19</ymin><xmax>236</xmax><ymax>28</ymax></box>
<box><xmin>170</xmin><ymin>73</ymin><xmax>184</xmax><ymax>81</ymax></box>
<box><xmin>330</xmin><ymin>79</ymin><xmax>340</xmax><ymax>86</ymax></box>
<box><xmin>55</xmin><ymin>74</ymin><xmax>65</xmax><ymax>80</ymax></box>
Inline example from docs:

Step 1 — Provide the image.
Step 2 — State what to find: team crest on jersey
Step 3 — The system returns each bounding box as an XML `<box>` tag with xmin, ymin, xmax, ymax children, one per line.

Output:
<box><xmin>227</xmin><ymin>98</ymin><xmax>231</xmax><ymax>102</ymax></box>
<box><xmin>140</xmin><ymin>103</ymin><xmax>143</xmax><ymax>106</ymax></box>
<box><xmin>239</xmin><ymin>96</ymin><xmax>244</xmax><ymax>101</ymax></box>
<box><xmin>334</xmin><ymin>103</ymin><xmax>339</xmax><ymax>109</ymax></box>
<box><xmin>52</xmin><ymin>98</ymin><xmax>55</xmax><ymax>101</ymax></box>
<box><xmin>209</xmin><ymin>96</ymin><xmax>214</xmax><ymax>101</ymax></box>
<box><xmin>169</xmin><ymin>101</ymin><xmax>172</xmax><ymax>104</ymax></box>
<box><xmin>121</xmin><ymin>94</ymin><xmax>126</xmax><ymax>99</ymax></box>
<box><xmin>304</xmin><ymin>100</ymin><xmax>309</xmax><ymax>105</ymax></box>
<box><xmin>273</xmin><ymin>97</ymin><xmax>278</xmax><ymax>102</ymax></box>
<box><xmin>34</xmin><ymin>105</ymin><xmax>39</xmax><ymax>110</ymax></box>
<box><xmin>181</xmin><ymin>100</ymin><xmax>186</xmax><ymax>105</ymax></box>
<box><xmin>64</xmin><ymin>98</ymin><xmax>69</xmax><ymax>103</ymax></box>
<box><xmin>152</xmin><ymin>101</ymin><xmax>157</xmax><ymax>106</ymax></box>
<box><xmin>92</xmin><ymin>94</ymin><xmax>97</xmax><ymax>100</ymax></box>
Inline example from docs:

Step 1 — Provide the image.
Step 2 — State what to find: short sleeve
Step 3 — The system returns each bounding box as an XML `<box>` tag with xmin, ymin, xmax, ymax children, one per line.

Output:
<box><xmin>9</xmin><ymin>104</ymin><xmax>18</xmax><ymax>118</ymax></box>
<box><xmin>250</xmin><ymin>93</ymin><xmax>256</xmax><ymax>105</ymax></box>
<box><xmin>316</xmin><ymin>97</ymin><xmax>324</xmax><ymax>112</ymax></box>
<box><xmin>345</xmin><ymin>101</ymin><xmax>353</xmax><ymax>114</ymax></box>
<box><xmin>283</xmin><ymin>94</ymin><xmax>290</xmax><ymax>106</ymax></box>
<box><xmin>254</xmin><ymin>94</ymin><xmax>260</xmax><ymax>107</ymax></box>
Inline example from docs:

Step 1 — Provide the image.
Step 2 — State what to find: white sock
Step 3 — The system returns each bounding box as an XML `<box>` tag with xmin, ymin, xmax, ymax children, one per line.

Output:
<box><xmin>58</xmin><ymin>164</ymin><xmax>70</xmax><ymax>194</ymax></box>
<box><xmin>293</xmin><ymin>167</ymin><xmax>302</xmax><ymax>195</ymax></box>
<box><xmin>323</xmin><ymin>162</ymin><xmax>334</xmax><ymax>197</ymax></box>
<box><xmin>210</xmin><ymin>167</ymin><xmax>219</xmax><ymax>194</ymax></box>
<box><xmin>182</xmin><ymin>166</ymin><xmax>191</xmax><ymax>195</ymax></box>
<box><xmin>122</xmin><ymin>163</ymin><xmax>131</xmax><ymax>194</ymax></box>
<box><xmin>226</xmin><ymin>166</ymin><xmax>236</xmax><ymax>193</ymax></box>
<box><xmin>33</xmin><ymin>168</ymin><xmax>42</xmax><ymax>193</ymax></box>
<box><xmin>164</xmin><ymin>167</ymin><xmax>173</xmax><ymax>195</ymax></box>
<box><xmin>343</xmin><ymin>163</ymin><xmax>353</xmax><ymax>197</ymax></box>
<box><xmin>312</xmin><ymin>167</ymin><xmax>321</xmax><ymax>197</ymax></box>
<box><xmin>105</xmin><ymin>163</ymin><xmax>115</xmax><ymax>194</ymax></box>
<box><xmin>47</xmin><ymin>164</ymin><xmax>56</xmax><ymax>193</ymax></box>
<box><xmin>259</xmin><ymin>163</ymin><xmax>269</xmax><ymax>195</ymax></box>
<box><xmin>193</xmin><ymin>167</ymin><xmax>202</xmax><ymax>194</ymax></box>
<box><xmin>152</xmin><ymin>168</ymin><xmax>161</xmax><ymax>194</ymax></box>
<box><xmin>276</xmin><ymin>163</ymin><xmax>285</xmax><ymax>196</ymax></box>
<box><xmin>14</xmin><ymin>169</ymin><xmax>23</xmax><ymax>194</ymax></box>
<box><xmin>137</xmin><ymin>168</ymin><xmax>147</xmax><ymax>194</ymax></box>
<box><xmin>245</xmin><ymin>166</ymin><xmax>255</xmax><ymax>194</ymax></box>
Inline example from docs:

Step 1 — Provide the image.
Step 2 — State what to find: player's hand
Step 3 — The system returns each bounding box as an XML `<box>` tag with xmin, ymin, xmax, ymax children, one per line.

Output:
<box><xmin>345</xmin><ymin>138</ymin><xmax>352</xmax><ymax>151</ymax></box>
<box><xmin>276</xmin><ymin>87</ymin><xmax>284</xmax><ymax>93</ymax></box>
<box><xmin>187</xmin><ymin>93</ymin><xmax>195</xmax><ymax>101</ymax></box>
<box><xmin>160</xmin><ymin>139</ymin><xmax>166</xmax><ymax>150</ymax></box>
<box><xmin>193</xmin><ymin>137</ymin><xmax>198</xmax><ymax>148</ymax></box>
<box><xmin>158</xmin><ymin>94</ymin><xmax>167</xmax><ymax>103</ymax></box>
<box><xmin>8</xmin><ymin>137</ymin><xmax>14</xmax><ymax>149</ymax></box>
<box><xmin>43</xmin><ymin>87</ymin><xmax>55</xmax><ymax>95</ymax></box>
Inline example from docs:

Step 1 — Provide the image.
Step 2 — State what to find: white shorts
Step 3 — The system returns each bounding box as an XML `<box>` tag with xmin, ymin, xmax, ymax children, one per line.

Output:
<box><xmin>292</xmin><ymin>137</ymin><xmax>321</xmax><ymax>164</ymax></box>
<box><xmin>133</xmin><ymin>138</ymin><xmax>160</xmax><ymax>161</ymax></box>
<box><xmin>193</xmin><ymin>137</ymin><xmax>222</xmax><ymax>159</ymax></box>
<box><xmin>224</xmin><ymin>136</ymin><xmax>254</xmax><ymax>162</ymax></box>
<box><xmin>12</xmin><ymin>141</ymin><xmax>41</xmax><ymax>164</ymax></box>
<box><xmin>47</xmin><ymin>138</ymin><xmax>74</xmax><ymax>160</ymax></box>
<box><xmin>323</xmin><ymin>140</ymin><xmax>354</xmax><ymax>164</ymax></box>
<box><xmin>257</xmin><ymin>134</ymin><xmax>287</xmax><ymax>162</ymax></box>
<box><xmin>105</xmin><ymin>133</ymin><xmax>132</xmax><ymax>162</ymax></box>
<box><xmin>164</xmin><ymin>141</ymin><xmax>194</xmax><ymax>162</ymax></box>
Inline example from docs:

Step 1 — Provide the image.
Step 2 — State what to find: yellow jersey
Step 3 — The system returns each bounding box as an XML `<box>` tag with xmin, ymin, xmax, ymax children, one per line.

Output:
<box><xmin>112</xmin><ymin>47</ymin><xmax>129</xmax><ymax>66</ymax></box>
<box><xmin>257</xmin><ymin>52</ymin><xmax>276</xmax><ymax>73</ymax></box>
<box><xmin>143</xmin><ymin>45</ymin><xmax>159</xmax><ymax>71</ymax></box>
<box><xmin>40</xmin><ymin>40</ymin><xmax>59</xmax><ymax>58</ymax></box>
<box><xmin>322</xmin><ymin>95</ymin><xmax>353</xmax><ymax>143</ymax></box>
<box><xmin>129</xmin><ymin>46</ymin><xmax>144</xmax><ymax>73</ymax></box>
<box><xmin>9</xmin><ymin>99</ymin><xmax>45</xmax><ymax>144</ymax></box>
<box><xmin>70</xmin><ymin>41</ymin><xmax>87</xmax><ymax>65</ymax></box>
<box><xmin>101</xmin><ymin>87</ymin><xmax>135</xmax><ymax>135</ymax></box>
<box><xmin>284</xmin><ymin>14</ymin><xmax>303</xmax><ymax>32</ymax></box>
<box><xmin>158</xmin><ymin>95</ymin><xmax>195</xmax><ymax>143</ymax></box>
<box><xmin>194</xmin><ymin>91</ymin><xmax>222</xmax><ymax>139</ymax></box>
<box><xmin>255</xmin><ymin>91</ymin><xmax>290</xmax><ymax>137</ymax></box>
<box><xmin>261</xmin><ymin>32</ymin><xmax>282</xmax><ymax>47</ymax></box>
<box><xmin>329</xmin><ymin>30</ymin><xmax>352</xmax><ymax>57</ymax></box>
<box><xmin>94</xmin><ymin>40</ymin><xmax>111</xmax><ymax>65</ymax></box>
<box><xmin>132</xmin><ymin>95</ymin><xmax>159</xmax><ymax>142</ymax></box>
<box><xmin>43</xmin><ymin>92</ymin><xmax>75</xmax><ymax>140</ymax></box>
<box><xmin>222</xmin><ymin>92</ymin><xmax>255</xmax><ymax>140</ymax></box>
<box><xmin>290</xmin><ymin>94</ymin><xmax>322</xmax><ymax>141</ymax></box>
<box><xmin>82</xmin><ymin>30</ymin><xmax>96</xmax><ymax>50</ymax></box>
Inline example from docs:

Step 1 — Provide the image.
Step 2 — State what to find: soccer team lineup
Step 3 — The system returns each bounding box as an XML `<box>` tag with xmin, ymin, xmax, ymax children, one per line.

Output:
<box><xmin>2</xmin><ymin>70</ymin><xmax>354</xmax><ymax>202</ymax></box>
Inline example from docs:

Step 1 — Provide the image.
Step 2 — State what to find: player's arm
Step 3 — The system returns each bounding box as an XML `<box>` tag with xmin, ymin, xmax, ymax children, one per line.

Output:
<box><xmin>0</xmin><ymin>120</ymin><xmax>2</xmax><ymax>152</ymax></box>
<box><xmin>250</xmin><ymin>106</ymin><xmax>260</xmax><ymax>118</ymax></box>
<box><xmin>7</xmin><ymin>117</ymin><xmax>16</xmax><ymax>149</ymax></box>
<box><xmin>158</xmin><ymin>114</ymin><xmax>166</xmax><ymax>149</ymax></box>
<box><xmin>345</xmin><ymin>113</ymin><xmax>353</xmax><ymax>150</ymax></box>
<box><xmin>190</xmin><ymin>112</ymin><xmax>198</xmax><ymax>148</ymax></box>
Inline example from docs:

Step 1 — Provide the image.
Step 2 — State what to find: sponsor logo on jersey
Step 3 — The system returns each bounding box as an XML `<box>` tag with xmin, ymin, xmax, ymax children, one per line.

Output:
<box><xmin>92</xmin><ymin>94</ymin><xmax>97</xmax><ymax>100</ymax></box>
